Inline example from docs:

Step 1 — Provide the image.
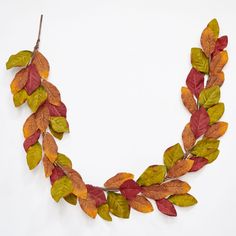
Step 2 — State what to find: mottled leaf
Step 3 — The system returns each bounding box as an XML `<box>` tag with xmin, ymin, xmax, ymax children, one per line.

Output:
<box><xmin>205</xmin><ymin>122</ymin><xmax>228</xmax><ymax>139</ymax></box>
<box><xmin>56</xmin><ymin>153</ymin><xmax>72</xmax><ymax>168</ymax></box>
<box><xmin>207</xmin><ymin>103</ymin><xmax>224</xmax><ymax>124</ymax></box>
<box><xmin>215</xmin><ymin>36</ymin><xmax>228</xmax><ymax>52</ymax></box>
<box><xmin>50</xmin><ymin>166</ymin><xmax>65</xmax><ymax>184</ymax></box>
<box><xmin>128</xmin><ymin>195</ymin><xmax>153</xmax><ymax>213</ymax></box>
<box><xmin>104</xmin><ymin>172</ymin><xmax>134</xmax><ymax>189</ymax></box>
<box><xmin>119</xmin><ymin>179</ymin><xmax>142</xmax><ymax>200</ymax></box>
<box><xmin>191</xmin><ymin>48</ymin><xmax>209</xmax><ymax>74</ymax></box>
<box><xmin>156</xmin><ymin>198</ymin><xmax>177</xmax><ymax>217</ymax></box>
<box><xmin>210</xmin><ymin>51</ymin><xmax>228</xmax><ymax>74</ymax></box>
<box><xmin>98</xmin><ymin>203</ymin><xmax>112</xmax><ymax>221</ymax></box>
<box><xmin>182</xmin><ymin>123</ymin><xmax>196</xmax><ymax>151</ymax></box>
<box><xmin>201</xmin><ymin>27</ymin><xmax>216</xmax><ymax>57</ymax></box>
<box><xmin>26</xmin><ymin>142</ymin><xmax>42</xmax><ymax>170</ymax></box>
<box><xmin>64</xmin><ymin>193</ymin><xmax>77</xmax><ymax>205</ymax></box>
<box><xmin>42</xmin><ymin>80</ymin><xmax>61</xmax><ymax>106</ymax></box>
<box><xmin>6</xmin><ymin>50</ymin><xmax>32</xmax><ymax>69</ymax></box>
<box><xmin>13</xmin><ymin>89</ymin><xmax>28</xmax><ymax>107</ymax></box>
<box><xmin>49</xmin><ymin>116</ymin><xmax>69</xmax><ymax>133</ymax></box>
<box><xmin>168</xmin><ymin>193</ymin><xmax>198</xmax><ymax>207</ymax></box>
<box><xmin>35</xmin><ymin>103</ymin><xmax>50</xmax><ymax>133</ymax></box>
<box><xmin>79</xmin><ymin>195</ymin><xmax>97</xmax><ymax>219</ymax></box>
<box><xmin>23</xmin><ymin>114</ymin><xmax>38</xmax><ymax>138</ymax></box>
<box><xmin>206</xmin><ymin>72</ymin><xmax>224</xmax><ymax>88</ymax></box>
<box><xmin>167</xmin><ymin>159</ymin><xmax>194</xmax><ymax>178</ymax></box>
<box><xmin>199</xmin><ymin>86</ymin><xmax>220</xmax><ymax>109</ymax></box>
<box><xmin>43</xmin><ymin>132</ymin><xmax>58</xmax><ymax>163</ymax></box>
<box><xmin>23</xmin><ymin>130</ymin><xmax>40</xmax><ymax>151</ymax></box>
<box><xmin>207</xmin><ymin>19</ymin><xmax>219</xmax><ymax>40</ymax></box>
<box><xmin>43</xmin><ymin>155</ymin><xmax>54</xmax><ymax>177</ymax></box>
<box><xmin>46</xmin><ymin>101</ymin><xmax>67</xmax><ymax>117</ymax></box>
<box><xmin>86</xmin><ymin>184</ymin><xmax>107</xmax><ymax>207</ymax></box>
<box><xmin>181</xmin><ymin>87</ymin><xmax>197</xmax><ymax>114</ymax></box>
<box><xmin>189</xmin><ymin>157</ymin><xmax>208</xmax><ymax>172</ymax></box>
<box><xmin>49</xmin><ymin>124</ymin><xmax>64</xmax><ymax>140</ymax></box>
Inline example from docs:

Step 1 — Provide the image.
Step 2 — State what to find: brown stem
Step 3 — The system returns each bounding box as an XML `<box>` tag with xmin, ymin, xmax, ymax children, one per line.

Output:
<box><xmin>34</xmin><ymin>14</ymin><xmax>43</xmax><ymax>52</ymax></box>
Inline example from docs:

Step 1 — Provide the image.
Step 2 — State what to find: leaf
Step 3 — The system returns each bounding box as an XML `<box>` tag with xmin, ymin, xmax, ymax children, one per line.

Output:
<box><xmin>42</xmin><ymin>80</ymin><xmax>61</xmax><ymax>106</ymax></box>
<box><xmin>49</xmin><ymin>124</ymin><xmax>64</xmax><ymax>140</ymax></box>
<box><xmin>23</xmin><ymin>130</ymin><xmax>41</xmax><ymax>151</ymax></box>
<box><xmin>128</xmin><ymin>195</ymin><xmax>153</xmax><ymax>213</ymax></box>
<box><xmin>62</xmin><ymin>166</ymin><xmax>87</xmax><ymax>199</ymax></box>
<box><xmin>163</xmin><ymin>143</ymin><xmax>184</xmax><ymax>170</ymax></box>
<box><xmin>26</xmin><ymin>142</ymin><xmax>42</xmax><ymax>170</ymax></box>
<box><xmin>10</xmin><ymin>67</ymin><xmax>29</xmax><ymax>95</ymax></box>
<box><xmin>137</xmin><ymin>165</ymin><xmax>166</xmax><ymax>186</ymax></box>
<box><xmin>207</xmin><ymin>19</ymin><xmax>219</xmax><ymax>40</ymax></box>
<box><xmin>206</xmin><ymin>72</ymin><xmax>224</xmax><ymax>88</ymax></box>
<box><xmin>35</xmin><ymin>103</ymin><xmax>50</xmax><ymax>133</ymax></box>
<box><xmin>167</xmin><ymin>160</ymin><xmax>194</xmax><ymax>178</ymax></box>
<box><xmin>215</xmin><ymin>36</ymin><xmax>228</xmax><ymax>51</ymax></box>
<box><xmin>181</xmin><ymin>87</ymin><xmax>197</xmax><ymax>114</ymax></box>
<box><xmin>207</xmin><ymin>103</ymin><xmax>224</xmax><ymax>124</ymax></box>
<box><xmin>51</xmin><ymin>176</ymin><xmax>73</xmax><ymax>202</ymax></box>
<box><xmin>27</xmin><ymin>86</ymin><xmax>47</xmax><ymax>112</ymax></box>
<box><xmin>79</xmin><ymin>195</ymin><xmax>97</xmax><ymax>219</ymax></box>
<box><xmin>98</xmin><ymin>203</ymin><xmax>112</xmax><ymax>221</ymax></box>
<box><xmin>24</xmin><ymin>64</ymin><xmax>41</xmax><ymax>95</ymax></box>
<box><xmin>6</xmin><ymin>50</ymin><xmax>32</xmax><ymax>69</ymax></box>
<box><xmin>119</xmin><ymin>179</ymin><xmax>142</xmax><ymax>200</ymax></box>
<box><xmin>191</xmin><ymin>48</ymin><xmax>209</xmax><ymax>74</ymax></box>
<box><xmin>190</xmin><ymin>107</ymin><xmax>210</xmax><ymax>138</ymax></box>
<box><xmin>156</xmin><ymin>198</ymin><xmax>177</xmax><ymax>217</ymax></box>
<box><xmin>200</xmin><ymin>27</ymin><xmax>216</xmax><ymax>57</ymax></box>
<box><xmin>43</xmin><ymin>155</ymin><xmax>54</xmax><ymax>177</ymax></box>
<box><xmin>23</xmin><ymin>114</ymin><xmax>38</xmax><ymax>138</ymax></box>
<box><xmin>168</xmin><ymin>193</ymin><xmax>198</xmax><ymax>207</ymax></box>
<box><xmin>32</xmin><ymin>50</ymin><xmax>50</xmax><ymax>79</ymax></box>
<box><xmin>205</xmin><ymin>122</ymin><xmax>228</xmax><ymax>139</ymax></box>
<box><xmin>210</xmin><ymin>51</ymin><xmax>228</xmax><ymax>74</ymax></box>
<box><xmin>182</xmin><ymin>123</ymin><xmax>196</xmax><ymax>151</ymax></box>
<box><xmin>86</xmin><ymin>184</ymin><xmax>107</xmax><ymax>207</ymax></box>
<box><xmin>50</xmin><ymin>166</ymin><xmax>65</xmax><ymax>184</ymax></box>
<box><xmin>186</xmin><ymin>68</ymin><xmax>204</xmax><ymax>98</ymax></box>
<box><xmin>189</xmin><ymin>157</ymin><xmax>208</xmax><ymax>172</ymax></box>
<box><xmin>46</xmin><ymin>101</ymin><xmax>67</xmax><ymax>117</ymax></box>
<box><xmin>203</xmin><ymin>149</ymin><xmax>220</xmax><ymax>163</ymax></box>
<box><xmin>107</xmin><ymin>192</ymin><xmax>130</xmax><ymax>218</ymax></box>
<box><xmin>49</xmin><ymin>117</ymin><xmax>69</xmax><ymax>133</ymax></box>
<box><xmin>56</xmin><ymin>153</ymin><xmax>72</xmax><ymax>168</ymax></box>
<box><xmin>43</xmin><ymin>132</ymin><xmax>58</xmax><ymax>163</ymax></box>
<box><xmin>13</xmin><ymin>89</ymin><xmax>28</xmax><ymax>107</ymax></box>
<box><xmin>64</xmin><ymin>193</ymin><xmax>77</xmax><ymax>205</ymax></box>
<box><xmin>104</xmin><ymin>172</ymin><xmax>134</xmax><ymax>189</ymax></box>
<box><xmin>198</xmin><ymin>86</ymin><xmax>220</xmax><ymax>109</ymax></box>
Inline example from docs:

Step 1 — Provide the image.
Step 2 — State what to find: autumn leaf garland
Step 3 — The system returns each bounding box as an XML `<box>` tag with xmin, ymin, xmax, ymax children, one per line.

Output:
<box><xmin>6</xmin><ymin>16</ymin><xmax>228</xmax><ymax>221</ymax></box>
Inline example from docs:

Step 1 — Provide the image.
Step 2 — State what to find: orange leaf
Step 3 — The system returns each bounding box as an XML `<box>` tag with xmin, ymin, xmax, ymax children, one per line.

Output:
<box><xmin>205</xmin><ymin>121</ymin><xmax>228</xmax><ymax>139</ymax></box>
<box><xmin>104</xmin><ymin>172</ymin><xmax>134</xmax><ymax>189</ymax></box>
<box><xmin>210</xmin><ymin>51</ymin><xmax>228</xmax><ymax>74</ymax></box>
<box><xmin>182</xmin><ymin>123</ymin><xmax>196</xmax><ymax>151</ymax></box>
<box><xmin>35</xmin><ymin>104</ymin><xmax>50</xmax><ymax>132</ymax></box>
<box><xmin>128</xmin><ymin>195</ymin><xmax>153</xmax><ymax>213</ymax></box>
<box><xmin>32</xmin><ymin>50</ymin><xmax>50</xmax><ymax>79</ymax></box>
<box><xmin>206</xmin><ymin>72</ymin><xmax>224</xmax><ymax>88</ymax></box>
<box><xmin>23</xmin><ymin>114</ymin><xmax>38</xmax><ymax>138</ymax></box>
<box><xmin>42</xmin><ymin>80</ymin><xmax>61</xmax><ymax>106</ymax></box>
<box><xmin>181</xmin><ymin>87</ymin><xmax>197</xmax><ymax>114</ymax></box>
<box><xmin>167</xmin><ymin>159</ymin><xmax>194</xmax><ymax>178</ymax></box>
<box><xmin>200</xmin><ymin>27</ymin><xmax>216</xmax><ymax>57</ymax></box>
<box><xmin>79</xmin><ymin>195</ymin><xmax>97</xmax><ymax>219</ymax></box>
<box><xmin>42</xmin><ymin>155</ymin><xmax>54</xmax><ymax>177</ymax></box>
<box><xmin>42</xmin><ymin>132</ymin><xmax>58</xmax><ymax>162</ymax></box>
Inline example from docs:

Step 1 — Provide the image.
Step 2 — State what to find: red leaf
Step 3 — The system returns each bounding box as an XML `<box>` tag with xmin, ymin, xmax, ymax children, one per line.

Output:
<box><xmin>86</xmin><ymin>184</ymin><xmax>106</xmax><ymax>207</ymax></box>
<box><xmin>46</xmin><ymin>101</ymin><xmax>67</xmax><ymax>117</ymax></box>
<box><xmin>119</xmin><ymin>179</ymin><xmax>142</xmax><ymax>200</ymax></box>
<box><xmin>156</xmin><ymin>198</ymin><xmax>177</xmax><ymax>217</ymax></box>
<box><xmin>23</xmin><ymin>130</ymin><xmax>41</xmax><ymax>151</ymax></box>
<box><xmin>215</xmin><ymin>36</ymin><xmax>228</xmax><ymax>52</ymax></box>
<box><xmin>186</xmin><ymin>68</ymin><xmax>204</xmax><ymax>98</ymax></box>
<box><xmin>24</xmin><ymin>64</ymin><xmax>41</xmax><ymax>95</ymax></box>
<box><xmin>189</xmin><ymin>157</ymin><xmax>208</xmax><ymax>172</ymax></box>
<box><xmin>190</xmin><ymin>107</ymin><xmax>210</xmax><ymax>139</ymax></box>
<box><xmin>50</xmin><ymin>166</ymin><xmax>65</xmax><ymax>185</ymax></box>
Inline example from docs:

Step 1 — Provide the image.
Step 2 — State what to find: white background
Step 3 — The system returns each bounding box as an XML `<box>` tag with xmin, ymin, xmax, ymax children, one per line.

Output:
<box><xmin>0</xmin><ymin>0</ymin><xmax>236</xmax><ymax>235</ymax></box>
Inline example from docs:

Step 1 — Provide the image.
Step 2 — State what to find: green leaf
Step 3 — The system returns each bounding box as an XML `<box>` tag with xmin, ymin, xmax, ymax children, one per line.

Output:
<box><xmin>207</xmin><ymin>103</ymin><xmax>224</xmax><ymax>124</ymax></box>
<box><xmin>27</xmin><ymin>86</ymin><xmax>47</xmax><ymax>112</ymax></box>
<box><xmin>191</xmin><ymin>48</ymin><xmax>209</xmax><ymax>74</ymax></box>
<box><xmin>98</xmin><ymin>203</ymin><xmax>112</xmax><ymax>221</ymax></box>
<box><xmin>207</xmin><ymin>19</ymin><xmax>219</xmax><ymax>40</ymax></box>
<box><xmin>56</xmin><ymin>153</ymin><xmax>72</xmax><ymax>168</ymax></box>
<box><xmin>163</xmin><ymin>143</ymin><xmax>184</xmax><ymax>169</ymax></box>
<box><xmin>26</xmin><ymin>142</ymin><xmax>42</xmax><ymax>170</ymax></box>
<box><xmin>168</xmin><ymin>193</ymin><xmax>198</xmax><ymax>207</ymax></box>
<box><xmin>51</xmin><ymin>176</ymin><xmax>73</xmax><ymax>202</ymax></box>
<box><xmin>6</xmin><ymin>50</ymin><xmax>32</xmax><ymax>69</ymax></box>
<box><xmin>137</xmin><ymin>165</ymin><xmax>166</xmax><ymax>186</ymax></box>
<box><xmin>107</xmin><ymin>192</ymin><xmax>130</xmax><ymax>219</ymax></box>
<box><xmin>49</xmin><ymin>124</ymin><xmax>64</xmax><ymax>140</ymax></box>
<box><xmin>13</xmin><ymin>89</ymin><xmax>28</xmax><ymax>107</ymax></box>
<box><xmin>191</xmin><ymin>138</ymin><xmax>220</xmax><ymax>157</ymax></box>
<box><xmin>204</xmin><ymin>149</ymin><xmax>220</xmax><ymax>163</ymax></box>
<box><xmin>50</xmin><ymin>117</ymin><xmax>69</xmax><ymax>133</ymax></box>
<box><xmin>64</xmin><ymin>193</ymin><xmax>77</xmax><ymax>205</ymax></box>
<box><xmin>199</xmin><ymin>86</ymin><xmax>220</xmax><ymax>109</ymax></box>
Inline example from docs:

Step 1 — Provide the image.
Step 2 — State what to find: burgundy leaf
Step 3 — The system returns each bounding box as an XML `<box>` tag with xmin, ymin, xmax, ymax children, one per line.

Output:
<box><xmin>119</xmin><ymin>179</ymin><xmax>142</xmax><ymax>200</ymax></box>
<box><xmin>86</xmin><ymin>184</ymin><xmax>106</xmax><ymax>207</ymax></box>
<box><xmin>50</xmin><ymin>166</ymin><xmax>65</xmax><ymax>185</ymax></box>
<box><xmin>23</xmin><ymin>130</ymin><xmax>41</xmax><ymax>151</ymax></box>
<box><xmin>215</xmin><ymin>36</ymin><xmax>228</xmax><ymax>52</ymax></box>
<box><xmin>46</xmin><ymin>100</ymin><xmax>67</xmax><ymax>117</ymax></box>
<box><xmin>189</xmin><ymin>157</ymin><xmax>208</xmax><ymax>172</ymax></box>
<box><xmin>190</xmin><ymin>107</ymin><xmax>210</xmax><ymax>139</ymax></box>
<box><xmin>186</xmin><ymin>68</ymin><xmax>204</xmax><ymax>98</ymax></box>
<box><xmin>156</xmin><ymin>198</ymin><xmax>177</xmax><ymax>217</ymax></box>
<box><xmin>24</xmin><ymin>64</ymin><xmax>41</xmax><ymax>95</ymax></box>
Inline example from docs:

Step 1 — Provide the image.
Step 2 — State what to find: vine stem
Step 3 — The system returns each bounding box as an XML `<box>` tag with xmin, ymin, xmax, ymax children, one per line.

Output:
<box><xmin>33</xmin><ymin>14</ymin><xmax>43</xmax><ymax>53</ymax></box>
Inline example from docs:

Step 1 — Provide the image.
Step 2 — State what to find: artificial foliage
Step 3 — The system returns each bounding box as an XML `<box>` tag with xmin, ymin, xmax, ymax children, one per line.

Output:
<box><xmin>6</xmin><ymin>16</ymin><xmax>228</xmax><ymax>220</ymax></box>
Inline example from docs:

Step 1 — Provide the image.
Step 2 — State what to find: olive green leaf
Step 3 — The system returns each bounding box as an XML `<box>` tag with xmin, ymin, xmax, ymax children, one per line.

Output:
<box><xmin>56</xmin><ymin>153</ymin><xmax>72</xmax><ymax>168</ymax></box>
<box><xmin>163</xmin><ymin>143</ymin><xmax>184</xmax><ymax>169</ymax></box>
<box><xmin>98</xmin><ymin>203</ymin><xmax>112</xmax><ymax>221</ymax></box>
<box><xmin>107</xmin><ymin>192</ymin><xmax>130</xmax><ymax>219</ymax></box>
<box><xmin>51</xmin><ymin>176</ymin><xmax>73</xmax><ymax>202</ymax></box>
<box><xmin>49</xmin><ymin>124</ymin><xmax>64</xmax><ymax>140</ymax></box>
<box><xmin>191</xmin><ymin>48</ymin><xmax>209</xmax><ymax>74</ymax></box>
<box><xmin>6</xmin><ymin>50</ymin><xmax>32</xmax><ymax>69</ymax></box>
<box><xmin>50</xmin><ymin>117</ymin><xmax>69</xmax><ymax>133</ymax></box>
<box><xmin>27</xmin><ymin>86</ymin><xmax>47</xmax><ymax>112</ymax></box>
<box><xmin>207</xmin><ymin>18</ymin><xmax>219</xmax><ymax>40</ymax></box>
<box><xmin>137</xmin><ymin>165</ymin><xmax>166</xmax><ymax>186</ymax></box>
<box><xmin>13</xmin><ymin>89</ymin><xmax>28</xmax><ymax>107</ymax></box>
<box><xmin>168</xmin><ymin>193</ymin><xmax>198</xmax><ymax>207</ymax></box>
<box><xmin>207</xmin><ymin>103</ymin><xmax>224</xmax><ymax>124</ymax></box>
<box><xmin>26</xmin><ymin>142</ymin><xmax>42</xmax><ymax>170</ymax></box>
<box><xmin>64</xmin><ymin>193</ymin><xmax>77</xmax><ymax>205</ymax></box>
<box><xmin>199</xmin><ymin>86</ymin><xmax>220</xmax><ymax>109</ymax></box>
<box><xmin>203</xmin><ymin>149</ymin><xmax>220</xmax><ymax>163</ymax></box>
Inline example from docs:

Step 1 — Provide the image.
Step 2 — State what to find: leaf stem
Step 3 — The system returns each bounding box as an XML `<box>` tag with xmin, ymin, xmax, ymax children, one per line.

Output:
<box><xmin>34</xmin><ymin>14</ymin><xmax>43</xmax><ymax>52</ymax></box>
